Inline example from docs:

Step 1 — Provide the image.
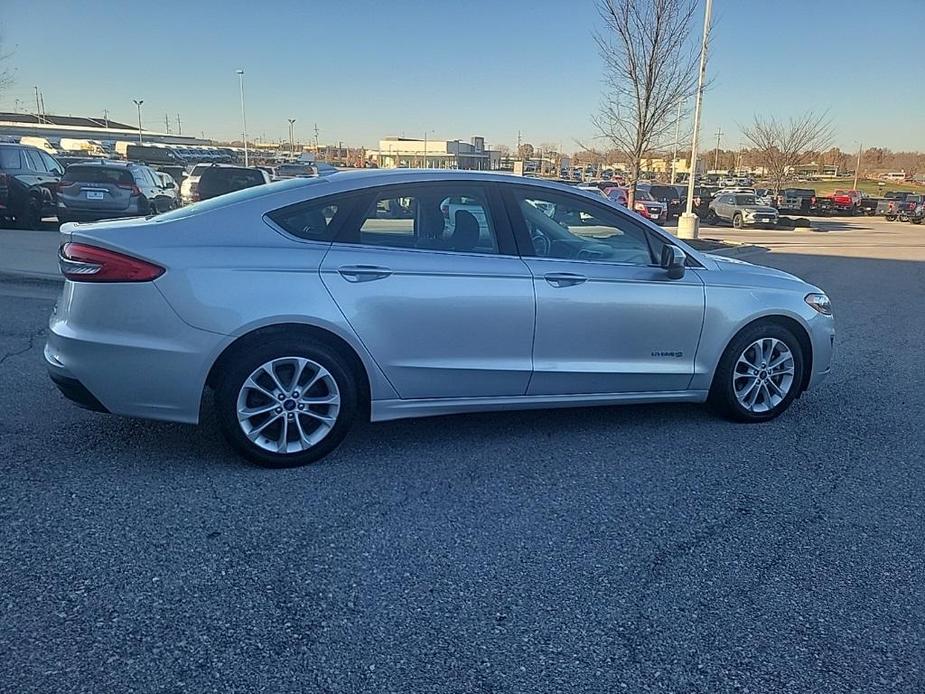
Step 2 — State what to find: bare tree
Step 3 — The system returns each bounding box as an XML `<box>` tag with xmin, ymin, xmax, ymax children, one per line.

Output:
<box><xmin>740</xmin><ymin>112</ymin><xmax>834</xmax><ymax>192</ymax></box>
<box><xmin>592</xmin><ymin>0</ymin><xmax>700</xmax><ymax>206</ymax></box>
<box><xmin>0</xmin><ymin>37</ymin><xmax>14</xmax><ymax>102</ymax></box>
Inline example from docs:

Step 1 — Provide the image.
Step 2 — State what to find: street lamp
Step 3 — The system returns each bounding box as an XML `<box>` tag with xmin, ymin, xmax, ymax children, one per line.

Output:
<box><xmin>288</xmin><ymin>119</ymin><xmax>296</xmax><ymax>158</ymax></box>
<box><xmin>678</xmin><ymin>0</ymin><xmax>713</xmax><ymax>240</ymax></box>
<box><xmin>236</xmin><ymin>69</ymin><xmax>248</xmax><ymax>166</ymax></box>
<box><xmin>133</xmin><ymin>99</ymin><xmax>144</xmax><ymax>144</ymax></box>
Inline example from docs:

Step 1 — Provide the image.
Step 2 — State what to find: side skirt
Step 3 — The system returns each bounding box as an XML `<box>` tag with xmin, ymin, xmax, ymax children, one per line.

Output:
<box><xmin>371</xmin><ymin>390</ymin><xmax>709</xmax><ymax>422</ymax></box>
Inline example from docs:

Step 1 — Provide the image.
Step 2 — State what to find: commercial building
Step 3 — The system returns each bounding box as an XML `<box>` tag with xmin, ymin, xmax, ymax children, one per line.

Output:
<box><xmin>368</xmin><ymin>136</ymin><xmax>501</xmax><ymax>170</ymax></box>
<box><xmin>0</xmin><ymin>112</ymin><xmax>211</xmax><ymax>150</ymax></box>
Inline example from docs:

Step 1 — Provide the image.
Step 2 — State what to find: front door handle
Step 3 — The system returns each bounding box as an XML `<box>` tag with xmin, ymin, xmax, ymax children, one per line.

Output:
<box><xmin>337</xmin><ymin>265</ymin><xmax>392</xmax><ymax>282</ymax></box>
<box><xmin>544</xmin><ymin>272</ymin><xmax>587</xmax><ymax>288</ymax></box>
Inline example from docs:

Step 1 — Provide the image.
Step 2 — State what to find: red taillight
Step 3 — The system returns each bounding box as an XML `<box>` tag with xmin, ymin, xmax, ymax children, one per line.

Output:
<box><xmin>117</xmin><ymin>183</ymin><xmax>142</xmax><ymax>196</ymax></box>
<box><xmin>59</xmin><ymin>243</ymin><xmax>164</xmax><ymax>283</ymax></box>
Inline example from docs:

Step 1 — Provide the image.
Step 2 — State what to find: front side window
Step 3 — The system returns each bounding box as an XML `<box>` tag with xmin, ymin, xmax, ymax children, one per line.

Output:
<box><xmin>40</xmin><ymin>152</ymin><xmax>63</xmax><ymax>175</ymax></box>
<box><xmin>348</xmin><ymin>185</ymin><xmax>498</xmax><ymax>254</ymax></box>
<box><xmin>514</xmin><ymin>189</ymin><xmax>654</xmax><ymax>265</ymax></box>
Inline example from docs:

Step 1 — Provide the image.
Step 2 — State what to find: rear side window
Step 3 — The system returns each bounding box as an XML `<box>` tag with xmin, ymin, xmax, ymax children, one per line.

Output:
<box><xmin>63</xmin><ymin>166</ymin><xmax>135</xmax><ymax>186</ymax></box>
<box><xmin>0</xmin><ymin>148</ymin><xmax>22</xmax><ymax>169</ymax></box>
<box><xmin>267</xmin><ymin>196</ymin><xmax>347</xmax><ymax>241</ymax></box>
<box><xmin>24</xmin><ymin>149</ymin><xmax>47</xmax><ymax>172</ymax></box>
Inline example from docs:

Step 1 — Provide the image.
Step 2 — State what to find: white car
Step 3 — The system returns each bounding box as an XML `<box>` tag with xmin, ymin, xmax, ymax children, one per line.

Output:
<box><xmin>179</xmin><ymin>164</ymin><xmax>211</xmax><ymax>205</ymax></box>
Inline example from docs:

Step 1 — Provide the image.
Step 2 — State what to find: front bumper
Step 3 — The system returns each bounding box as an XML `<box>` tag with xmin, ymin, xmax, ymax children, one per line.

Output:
<box><xmin>805</xmin><ymin>312</ymin><xmax>835</xmax><ymax>390</ymax></box>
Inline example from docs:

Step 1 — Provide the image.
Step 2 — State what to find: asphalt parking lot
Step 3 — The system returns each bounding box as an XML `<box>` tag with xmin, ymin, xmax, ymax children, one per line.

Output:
<box><xmin>1</xmin><ymin>217</ymin><xmax>923</xmax><ymax>693</ymax></box>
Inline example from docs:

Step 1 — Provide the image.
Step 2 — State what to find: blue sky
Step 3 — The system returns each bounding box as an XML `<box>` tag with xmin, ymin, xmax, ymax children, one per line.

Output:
<box><xmin>1</xmin><ymin>0</ymin><xmax>922</xmax><ymax>151</ymax></box>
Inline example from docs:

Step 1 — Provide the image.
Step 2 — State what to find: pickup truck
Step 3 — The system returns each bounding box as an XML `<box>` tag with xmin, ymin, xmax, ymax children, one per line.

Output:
<box><xmin>776</xmin><ymin>188</ymin><xmax>817</xmax><ymax>214</ymax></box>
<box><xmin>877</xmin><ymin>193</ymin><xmax>922</xmax><ymax>218</ymax></box>
<box><xmin>829</xmin><ymin>189</ymin><xmax>863</xmax><ymax>213</ymax></box>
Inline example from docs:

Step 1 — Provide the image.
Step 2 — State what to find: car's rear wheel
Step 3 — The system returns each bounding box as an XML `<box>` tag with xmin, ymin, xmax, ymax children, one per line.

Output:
<box><xmin>15</xmin><ymin>199</ymin><xmax>42</xmax><ymax>230</ymax></box>
<box><xmin>709</xmin><ymin>323</ymin><xmax>804</xmax><ymax>422</ymax></box>
<box><xmin>732</xmin><ymin>213</ymin><xmax>744</xmax><ymax>229</ymax></box>
<box><xmin>215</xmin><ymin>338</ymin><xmax>358</xmax><ymax>467</ymax></box>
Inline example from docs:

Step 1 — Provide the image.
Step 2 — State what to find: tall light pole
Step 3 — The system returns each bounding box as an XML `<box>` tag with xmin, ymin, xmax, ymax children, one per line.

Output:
<box><xmin>133</xmin><ymin>99</ymin><xmax>144</xmax><ymax>144</ymax></box>
<box><xmin>713</xmin><ymin>128</ymin><xmax>723</xmax><ymax>172</ymax></box>
<box><xmin>670</xmin><ymin>98</ymin><xmax>684</xmax><ymax>185</ymax></box>
<box><xmin>678</xmin><ymin>0</ymin><xmax>713</xmax><ymax>240</ymax></box>
<box><xmin>236</xmin><ymin>69</ymin><xmax>248</xmax><ymax>166</ymax></box>
<box><xmin>853</xmin><ymin>142</ymin><xmax>862</xmax><ymax>190</ymax></box>
<box><xmin>288</xmin><ymin>119</ymin><xmax>296</xmax><ymax>158</ymax></box>
<box><xmin>423</xmin><ymin>130</ymin><xmax>427</xmax><ymax>169</ymax></box>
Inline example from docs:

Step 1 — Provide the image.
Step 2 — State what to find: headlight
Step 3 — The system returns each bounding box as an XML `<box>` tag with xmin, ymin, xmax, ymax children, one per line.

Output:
<box><xmin>805</xmin><ymin>293</ymin><xmax>832</xmax><ymax>315</ymax></box>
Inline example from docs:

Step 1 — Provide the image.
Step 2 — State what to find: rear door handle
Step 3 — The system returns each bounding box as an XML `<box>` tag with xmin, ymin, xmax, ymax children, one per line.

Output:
<box><xmin>544</xmin><ymin>272</ymin><xmax>587</xmax><ymax>288</ymax></box>
<box><xmin>337</xmin><ymin>265</ymin><xmax>392</xmax><ymax>282</ymax></box>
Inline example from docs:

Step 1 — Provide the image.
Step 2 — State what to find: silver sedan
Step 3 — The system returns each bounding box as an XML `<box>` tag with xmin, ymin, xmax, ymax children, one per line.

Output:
<box><xmin>46</xmin><ymin>170</ymin><xmax>834</xmax><ymax>467</ymax></box>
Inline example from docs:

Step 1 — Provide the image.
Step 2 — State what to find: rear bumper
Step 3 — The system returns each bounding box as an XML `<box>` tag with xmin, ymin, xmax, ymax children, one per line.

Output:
<box><xmin>46</xmin><ymin>363</ymin><xmax>109</xmax><ymax>413</ymax></box>
<box><xmin>45</xmin><ymin>281</ymin><xmax>227</xmax><ymax>424</ymax></box>
<box><xmin>56</xmin><ymin>208</ymin><xmax>144</xmax><ymax>222</ymax></box>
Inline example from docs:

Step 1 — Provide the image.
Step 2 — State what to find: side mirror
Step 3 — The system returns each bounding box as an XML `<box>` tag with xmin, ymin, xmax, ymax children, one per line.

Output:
<box><xmin>660</xmin><ymin>245</ymin><xmax>686</xmax><ymax>279</ymax></box>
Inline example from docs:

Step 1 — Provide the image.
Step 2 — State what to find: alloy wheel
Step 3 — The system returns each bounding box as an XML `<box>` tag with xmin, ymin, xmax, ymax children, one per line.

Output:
<box><xmin>732</xmin><ymin>338</ymin><xmax>795</xmax><ymax>414</ymax></box>
<box><xmin>236</xmin><ymin>356</ymin><xmax>341</xmax><ymax>454</ymax></box>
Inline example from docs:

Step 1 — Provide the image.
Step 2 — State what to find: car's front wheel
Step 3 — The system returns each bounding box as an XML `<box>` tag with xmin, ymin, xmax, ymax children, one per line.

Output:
<box><xmin>215</xmin><ymin>338</ymin><xmax>358</xmax><ymax>467</ymax></box>
<box><xmin>709</xmin><ymin>323</ymin><xmax>804</xmax><ymax>422</ymax></box>
<box><xmin>732</xmin><ymin>213</ymin><xmax>744</xmax><ymax>229</ymax></box>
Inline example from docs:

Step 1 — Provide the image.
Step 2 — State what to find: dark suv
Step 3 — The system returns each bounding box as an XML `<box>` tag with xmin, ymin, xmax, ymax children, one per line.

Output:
<box><xmin>194</xmin><ymin>165</ymin><xmax>270</xmax><ymax>201</ymax></box>
<box><xmin>637</xmin><ymin>183</ymin><xmax>685</xmax><ymax>218</ymax></box>
<box><xmin>57</xmin><ymin>161</ymin><xmax>178</xmax><ymax>223</ymax></box>
<box><xmin>0</xmin><ymin>143</ymin><xmax>64</xmax><ymax>228</ymax></box>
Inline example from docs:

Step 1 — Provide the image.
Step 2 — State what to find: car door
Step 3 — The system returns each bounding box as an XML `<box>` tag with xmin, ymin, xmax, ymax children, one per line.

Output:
<box><xmin>504</xmin><ymin>185</ymin><xmax>705</xmax><ymax>395</ymax></box>
<box><xmin>320</xmin><ymin>181</ymin><xmax>535</xmax><ymax>400</ymax></box>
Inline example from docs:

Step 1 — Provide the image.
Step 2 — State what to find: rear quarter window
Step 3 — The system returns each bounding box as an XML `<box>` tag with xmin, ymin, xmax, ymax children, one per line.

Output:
<box><xmin>267</xmin><ymin>194</ymin><xmax>355</xmax><ymax>242</ymax></box>
<box><xmin>0</xmin><ymin>148</ymin><xmax>22</xmax><ymax>169</ymax></box>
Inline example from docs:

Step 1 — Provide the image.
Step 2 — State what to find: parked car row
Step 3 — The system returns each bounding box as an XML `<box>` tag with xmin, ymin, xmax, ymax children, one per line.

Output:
<box><xmin>0</xmin><ymin>142</ymin><xmax>284</xmax><ymax>228</ymax></box>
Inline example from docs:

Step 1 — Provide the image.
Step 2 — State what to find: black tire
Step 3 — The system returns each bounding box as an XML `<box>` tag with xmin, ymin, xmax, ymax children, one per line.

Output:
<box><xmin>732</xmin><ymin>213</ymin><xmax>744</xmax><ymax>229</ymax></box>
<box><xmin>214</xmin><ymin>337</ymin><xmax>359</xmax><ymax>468</ymax></box>
<box><xmin>708</xmin><ymin>322</ymin><xmax>805</xmax><ymax>423</ymax></box>
<box><xmin>705</xmin><ymin>209</ymin><xmax>718</xmax><ymax>224</ymax></box>
<box><xmin>15</xmin><ymin>199</ymin><xmax>42</xmax><ymax>230</ymax></box>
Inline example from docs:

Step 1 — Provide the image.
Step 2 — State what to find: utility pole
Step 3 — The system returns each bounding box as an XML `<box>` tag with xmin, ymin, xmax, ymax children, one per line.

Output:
<box><xmin>176</xmin><ymin>113</ymin><xmax>182</xmax><ymax>135</ymax></box>
<box><xmin>133</xmin><ymin>99</ymin><xmax>144</xmax><ymax>144</ymax></box>
<box><xmin>671</xmin><ymin>98</ymin><xmax>684</xmax><ymax>184</ymax></box>
<box><xmin>713</xmin><ymin>128</ymin><xmax>723</xmax><ymax>172</ymax></box>
<box><xmin>517</xmin><ymin>130</ymin><xmax>522</xmax><ymax>157</ymax></box>
<box><xmin>236</xmin><ymin>69</ymin><xmax>248</xmax><ymax>166</ymax></box>
<box><xmin>103</xmin><ymin>109</ymin><xmax>110</xmax><ymax>128</ymax></box>
<box><xmin>313</xmin><ymin>123</ymin><xmax>319</xmax><ymax>155</ymax></box>
<box><xmin>423</xmin><ymin>130</ymin><xmax>428</xmax><ymax>168</ymax></box>
<box><xmin>853</xmin><ymin>142</ymin><xmax>862</xmax><ymax>190</ymax></box>
<box><xmin>164</xmin><ymin>113</ymin><xmax>170</xmax><ymax>134</ymax></box>
<box><xmin>288</xmin><ymin>118</ymin><xmax>296</xmax><ymax>157</ymax></box>
<box><xmin>34</xmin><ymin>86</ymin><xmax>42</xmax><ymax>122</ymax></box>
<box><xmin>678</xmin><ymin>0</ymin><xmax>714</xmax><ymax>240</ymax></box>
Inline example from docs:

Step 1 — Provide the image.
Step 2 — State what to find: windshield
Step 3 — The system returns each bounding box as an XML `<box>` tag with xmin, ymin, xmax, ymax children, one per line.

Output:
<box><xmin>735</xmin><ymin>195</ymin><xmax>757</xmax><ymax>205</ymax></box>
<box><xmin>635</xmin><ymin>190</ymin><xmax>654</xmax><ymax>201</ymax></box>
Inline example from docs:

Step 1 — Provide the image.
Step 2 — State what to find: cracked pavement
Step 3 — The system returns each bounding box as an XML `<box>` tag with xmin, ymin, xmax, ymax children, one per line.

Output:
<box><xmin>0</xmin><ymin>222</ymin><xmax>923</xmax><ymax>693</ymax></box>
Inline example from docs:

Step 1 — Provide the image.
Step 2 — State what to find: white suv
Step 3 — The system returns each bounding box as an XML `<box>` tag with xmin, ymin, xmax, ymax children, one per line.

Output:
<box><xmin>179</xmin><ymin>163</ymin><xmax>211</xmax><ymax>205</ymax></box>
